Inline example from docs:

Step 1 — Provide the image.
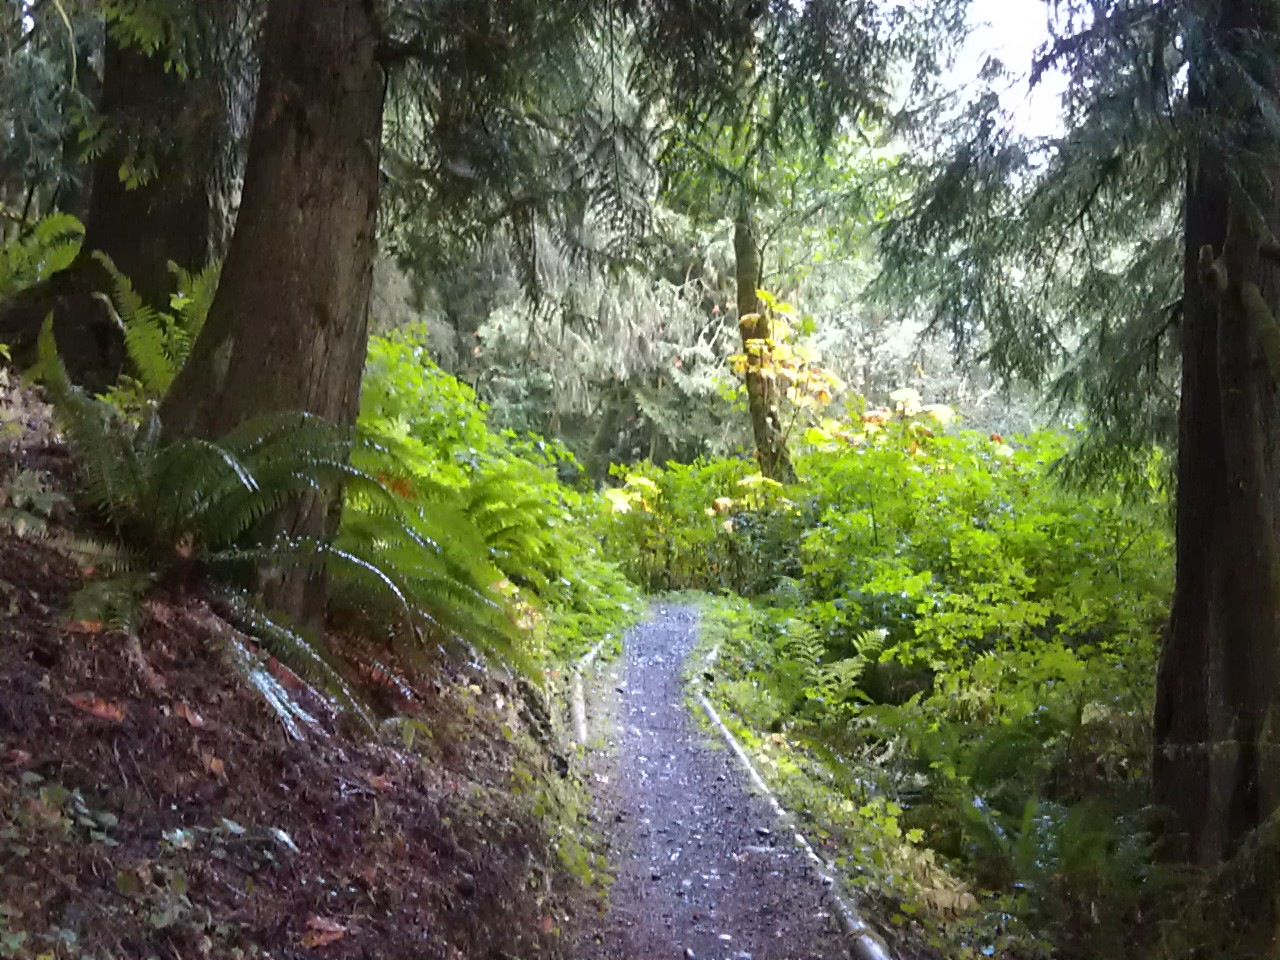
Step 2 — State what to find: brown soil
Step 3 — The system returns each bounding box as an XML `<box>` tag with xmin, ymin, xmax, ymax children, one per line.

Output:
<box><xmin>0</xmin><ymin>526</ymin><xmax>584</xmax><ymax>960</ymax></box>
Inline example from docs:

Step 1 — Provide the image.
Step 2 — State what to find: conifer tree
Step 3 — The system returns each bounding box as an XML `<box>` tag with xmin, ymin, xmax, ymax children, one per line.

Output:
<box><xmin>639</xmin><ymin>0</ymin><xmax>963</xmax><ymax>480</ymax></box>
<box><xmin>881</xmin><ymin>1</ymin><xmax>1280</xmax><ymax>909</ymax></box>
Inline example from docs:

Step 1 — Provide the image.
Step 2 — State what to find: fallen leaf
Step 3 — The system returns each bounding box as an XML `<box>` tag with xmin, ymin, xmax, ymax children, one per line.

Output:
<box><xmin>302</xmin><ymin>916</ymin><xmax>347</xmax><ymax>948</ymax></box>
<box><xmin>201</xmin><ymin>752</ymin><xmax>225</xmax><ymax>777</ymax></box>
<box><xmin>69</xmin><ymin>620</ymin><xmax>105</xmax><ymax>635</ymax></box>
<box><xmin>67</xmin><ymin>693</ymin><xmax>125</xmax><ymax>722</ymax></box>
<box><xmin>116</xmin><ymin>869</ymin><xmax>142</xmax><ymax>896</ymax></box>
<box><xmin>176</xmin><ymin>702</ymin><xmax>205</xmax><ymax>728</ymax></box>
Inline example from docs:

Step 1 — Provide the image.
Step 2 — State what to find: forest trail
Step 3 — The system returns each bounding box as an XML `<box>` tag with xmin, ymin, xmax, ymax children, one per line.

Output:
<box><xmin>577</xmin><ymin>604</ymin><xmax>847</xmax><ymax>960</ymax></box>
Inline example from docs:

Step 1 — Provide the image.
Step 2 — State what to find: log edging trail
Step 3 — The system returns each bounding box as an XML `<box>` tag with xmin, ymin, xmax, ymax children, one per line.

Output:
<box><xmin>694</xmin><ymin>643</ymin><xmax>892</xmax><ymax>960</ymax></box>
<box><xmin>571</xmin><ymin>637</ymin><xmax>608</xmax><ymax>745</ymax></box>
<box><xmin>574</xmin><ymin>603</ymin><xmax>866</xmax><ymax>960</ymax></box>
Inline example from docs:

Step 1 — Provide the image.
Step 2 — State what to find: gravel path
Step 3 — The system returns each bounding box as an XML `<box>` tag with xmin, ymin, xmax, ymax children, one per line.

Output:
<box><xmin>577</xmin><ymin>604</ymin><xmax>847</xmax><ymax>960</ymax></box>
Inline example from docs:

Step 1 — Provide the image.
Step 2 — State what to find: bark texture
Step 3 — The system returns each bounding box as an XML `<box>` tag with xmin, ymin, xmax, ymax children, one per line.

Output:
<box><xmin>1154</xmin><ymin>0</ymin><xmax>1280</xmax><ymax>888</ymax></box>
<box><xmin>86</xmin><ymin>2</ymin><xmax>259</xmax><ymax>298</ymax></box>
<box><xmin>84</xmin><ymin>40</ymin><xmax>218</xmax><ymax>304</ymax></box>
<box><xmin>734</xmin><ymin>211</ymin><xmax>795</xmax><ymax>483</ymax></box>
<box><xmin>0</xmin><ymin>4</ymin><xmax>258</xmax><ymax>387</ymax></box>
<box><xmin>160</xmin><ymin>0</ymin><xmax>384</xmax><ymax>440</ymax></box>
<box><xmin>158</xmin><ymin>0</ymin><xmax>385</xmax><ymax>627</ymax></box>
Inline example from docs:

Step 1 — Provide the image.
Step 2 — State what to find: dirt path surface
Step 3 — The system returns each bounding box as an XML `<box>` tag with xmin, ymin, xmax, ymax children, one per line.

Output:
<box><xmin>577</xmin><ymin>604</ymin><xmax>847</xmax><ymax>960</ymax></box>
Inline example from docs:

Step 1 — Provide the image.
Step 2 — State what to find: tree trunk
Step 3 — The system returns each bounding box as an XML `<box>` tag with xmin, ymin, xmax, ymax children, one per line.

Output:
<box><xmin>1154</xmin><ymin>0</ymin><xmax>1280</xmax><ymax>885</ymax></box>
<box><xmin>587</xmin><ymin>386</ymin><xmax>626</xmax><ymax>483</ymax></box>
<box><xmin>158</xmin><ymin>0</ymin><xmax>385</xmax><ymax>626</ymax></box>
<box><xmin>1153</xmin><ymin>146</ymin><xmax>1233</xmax><ymax>869</ymax></box>
<box><xmin>734</xmin><ymin>210</ymin><xmax>795</xmax><ymax>482</ymax></box>
<box><xmin>87</xmin><ymin>2</ymin><xmax>260</xmax><ymax>296</ymax></box>
<box><xmin>83</xmin><ymin>36</ymin><xmax>227</xmax><ymax>302</ymax></box>
<box><xmin>0</xmin><ymin>5</ymin><xmax>257</xmax><ymax>388</ymax></box>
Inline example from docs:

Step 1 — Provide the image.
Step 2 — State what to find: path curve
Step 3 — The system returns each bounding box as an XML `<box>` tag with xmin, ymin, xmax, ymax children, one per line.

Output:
<box><xmin>578</xmin><ymin>604</ymin><xmax>847</xmax><ymax>960</ymax></box>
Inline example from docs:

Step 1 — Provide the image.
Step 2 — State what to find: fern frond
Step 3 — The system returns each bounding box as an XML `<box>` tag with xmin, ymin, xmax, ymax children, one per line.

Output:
<box><xmin>67</xmin><ymin>572</ymin><xmax>155</xmax><ymax>634</ymax></box>
<box><xmin>92</xmin><ymin>252</ymin><xmax>175</xmax><ymax>394</ymax></box>
<box><xmin>854</xmin><ymin>627</ymin><xmax>888</xmax><ymax>660</ymax></box>
<box><xmin>0</xmin><ymin>214</ymin><xmax>83</xmax><ymax>300</ymax></box>
<box><xmin>53</xmin><ymin>535</ymin><xmax>147</xmax><ymax>575</ymax></box>
<box><xmin>35</xmin><ymin>317</ymin><xmax>144</xmax><ymax>528</ymax></box>
<box><xmin>93</xmin><ymin>252</ymin><xmax>220</xmax><ymax>405</ymax></box>
<box><xmin>211</xmin><ymin>536</ymin><xmax>416</xmax><ymax>624</ymax></box>
<box><xmin>203</xmin><ymin>603</ymin><xmax>342</xmax><ymax>740</ymax></box>
<box><xmin>214</xmin><ymin>587</ymin><xmax>375</xmax><ymax>733</ymax></box>
<box><xmin>165</xmin><ymin>259</ymin><xmax>219</xmax><ymax>352</ymax></box>
<box><xmin>34</xmin><ymin>325</ymin><xmax>541</xmax><ymax>733</ymax></box>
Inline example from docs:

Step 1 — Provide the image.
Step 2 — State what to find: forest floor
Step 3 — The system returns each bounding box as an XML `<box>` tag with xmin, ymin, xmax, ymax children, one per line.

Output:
<box><xmin>0</xmin><ymin>443</ymin><xmax>587</xmax><ymax>960</ymax></box>
<box><xmin>574</xmin><ymin>604</ymin><xmax>850</xmax><ymax>960</ymax></box>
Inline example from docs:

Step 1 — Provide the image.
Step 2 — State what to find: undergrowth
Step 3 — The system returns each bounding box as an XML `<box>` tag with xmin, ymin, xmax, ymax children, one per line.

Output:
<box><xmin>358</xmin><ymin>324</ymin><xmax>639</xmax><ymax>666</ymax></box>
<box><xmin>5</xmin><ymin>221</ymin><xmax>638</xmax><ymax>732</ymax></box>
<box><xmin>0</xmin><ymin>219</ymin><xmax>618</xmax><ymax>957</ymax></box>
<box><xmin>606</xmin><ymin>394</ymin><xmax>1177</xmax><ymax>959</ymax></box>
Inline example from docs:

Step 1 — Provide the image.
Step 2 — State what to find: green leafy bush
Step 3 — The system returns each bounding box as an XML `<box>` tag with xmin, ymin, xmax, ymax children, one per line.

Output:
<box><xmin>358</xmin><ymin>324</ymin><xmax>639</xmax><ymax>665</ymax></box>
<box><xmin>600</xmin><ymin>457</ymin><xmax>803</xmax><ymax>594</ymax></box>
<box><xmin>40</xmin><ymin>259</ymin><xmax>637</xmax><ymax>675</ymax></box>
<box><xmin>32</xmin><ymin>319</ymin><xmax>524</xmax><ymax>724</ymax></box>
<box><xmin>616</xmin><ymin>400</ymin><xmax>1172</xmax><ymax>958</ymax></box>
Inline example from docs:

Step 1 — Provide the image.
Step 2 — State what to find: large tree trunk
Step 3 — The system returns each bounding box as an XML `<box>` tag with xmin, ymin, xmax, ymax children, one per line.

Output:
<box><xmin>734</xmin><ymin>210</ymin><xmax>796</xmax><ymax>482</ymax></box>
<box><xmin>1154</xmin><ymin>1</ymin><xmax>1280</xmax><ymax>887</ymax></box>
<box><xmin>158</xmin><ymin>0</ymin><xmax>385</xmax><ymax>626</ymax></box>
<box><xmin>0</xmin><ymin>6</ymin><xmax>258</xmax><ymax>388</ymax></box>
<box><xmin>1153</xmin><ymin>146</ymin><xmax>1233</xmax><ymax>869</ymax></box>
<box><xmin>83</xmin><ymin>31</ymin><xmax>239</xmax><ymax>302</ymax></box>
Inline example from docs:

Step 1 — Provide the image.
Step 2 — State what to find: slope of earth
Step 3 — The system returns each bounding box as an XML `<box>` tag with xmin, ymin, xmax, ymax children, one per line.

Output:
<box><xmin>576</xmin><ymin>604</ymin><xmax>847</xmax><ymax>960</ymax></box>
<box><xmin>0</xmin><ymin>426</ymin><xmax>589</xmax><ymax>960</ymax></box>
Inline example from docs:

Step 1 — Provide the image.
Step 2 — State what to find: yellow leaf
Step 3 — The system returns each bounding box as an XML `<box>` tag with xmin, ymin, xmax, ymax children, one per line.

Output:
<box><xmin>921</xmin><ymin>403</ymin><xmax>957</xmax><ymax>425</ymax></box>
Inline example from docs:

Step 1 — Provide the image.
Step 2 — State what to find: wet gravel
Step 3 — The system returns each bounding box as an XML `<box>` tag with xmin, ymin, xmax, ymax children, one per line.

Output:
<box><xmin>577</xmin><ymin>604</ymin><xmax>847</xmax><ymax>960</ymax></box>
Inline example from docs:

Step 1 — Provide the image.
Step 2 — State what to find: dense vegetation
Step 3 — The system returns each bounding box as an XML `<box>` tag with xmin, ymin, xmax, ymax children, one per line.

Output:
<box><xmin>601</xmin><ymin>400</ymin><xmax>1173</xmax><ymax>956</ymax></box>
<box><xmin>5</xmin><ymin>0</ymin><xmax>1280</xmax><ymax>957</ymax></box>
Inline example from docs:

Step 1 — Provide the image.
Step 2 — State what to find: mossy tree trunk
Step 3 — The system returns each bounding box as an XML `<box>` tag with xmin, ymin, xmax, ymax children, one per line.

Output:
<box><xmin>1154</xmin><ymin>3</ymin><xmax>1280</xmax><ymax>913</ymax></box>
<box><xmin>83</xmin><ymin>17</ymin><xmax>251</xmax><ymax>304</ymax></box>
<box><xmin>158</xmin><ymin>0</ymin><xmax>385</xmax><ymax>628</ymax></box>
<box><xmin>0</xmin><ymin>4</ymin><xmax>257</xmax><ymax>388</ymax></box>
<box><xmin>734</xmin><ymin>209</ymin><xmax>795</xmax><ymax>482</ymax></box>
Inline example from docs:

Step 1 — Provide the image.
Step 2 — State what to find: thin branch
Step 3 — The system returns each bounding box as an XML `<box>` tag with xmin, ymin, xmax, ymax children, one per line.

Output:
<box><xmin>1031</xmin><ymin>2</ymin><xmax>1164</xmax><ymax>88</ymax></box>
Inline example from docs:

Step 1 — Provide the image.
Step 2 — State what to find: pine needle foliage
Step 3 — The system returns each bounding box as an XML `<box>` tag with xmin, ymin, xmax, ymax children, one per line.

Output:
<box><xmin>32</xmin><ymin>318</ymin><xmax>525</xmax><ymax>723</ymax></box>
<box><xmin>876</xmin><ymin>2</ymin><xmax>1280</xmax><ymax>485</ymax></box>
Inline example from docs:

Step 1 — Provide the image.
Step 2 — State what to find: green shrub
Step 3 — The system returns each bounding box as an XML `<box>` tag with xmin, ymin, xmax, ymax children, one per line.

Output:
<box><xmin>358</xmin><ymin>324</ymin><xmax>639</xmax><ymax>664</ymax></box>
<box><xmin>632</xmin><ymin>401</ymin><xmax>1172</xmax><ymax>958</ymax></box>
<box><xmin>32</xmin><ymin>319</ymin><xmax>523</xmax><ymax>724</ymax></box>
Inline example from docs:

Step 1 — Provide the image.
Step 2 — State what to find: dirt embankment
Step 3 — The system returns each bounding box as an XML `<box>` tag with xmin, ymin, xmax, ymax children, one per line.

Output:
<box><xmin>0</xmin><ymin>527</ymin><xmax>588</xmax><ymax>960</ymax></box>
